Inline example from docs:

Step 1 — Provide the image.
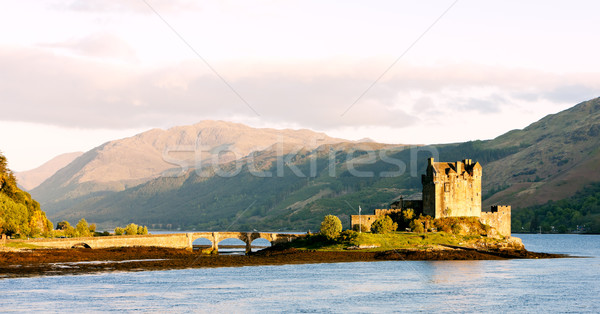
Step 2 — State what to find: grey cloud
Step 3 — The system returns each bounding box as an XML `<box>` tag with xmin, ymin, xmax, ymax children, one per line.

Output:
<box><xmin>0</xmin><ymin>47</ymin><xmax>417</xmax><ymax>131</ymax></box>
<box><xmin>460</xmin><ymin>94</ymin><xmax>505</xmax><ymax>114</ymax></box>
<box><xmin>543</xmin><ymin>84</ymin><xmax>600</xmax><ymax>104</ymax></box>
<box><xmin>2</xmin><ymin>47</ymin><xmax>599</xmax><ymax>132</ymax></box>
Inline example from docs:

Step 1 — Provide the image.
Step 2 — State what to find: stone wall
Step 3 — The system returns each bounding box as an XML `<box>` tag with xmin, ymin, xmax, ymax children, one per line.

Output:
<box><xmin>350</xmin><ymin>214</ymin><xmax>379</xmax><ymax>232</ymax></box>
<box><xmin>18</xmin><ymin>233</ymin><xmax>193</xmax><ymax>250</ymax></box>
<box><xmin>422</xmin><ymin>158</ymin><xmax>482</xmax><ymax>218</ymax></box>
<box><xmin>480</xmin><ymin>205</ymin><xmax>511</xmax><ymax>236</ymax></box>
<box><xmin>351</xmin><ymin>209</ymin><xmax>405</xmax><ymax>231</ymax></box>
<box><xmin>11</xmin><ymin>232</ymin><xmax>303</xmax><ymax>253</ymax></box>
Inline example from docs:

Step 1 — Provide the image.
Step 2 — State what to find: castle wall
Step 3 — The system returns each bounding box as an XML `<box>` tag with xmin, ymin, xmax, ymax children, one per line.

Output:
<box><xmin>480</xmin><ymin>205</ymin><xmax>511</xmax><ymax>236</ymax></box>
<box><xmin>422</xmin><ymin>158</ymin><xmax>482</xmax><ymax>218</ymax></box>
<box><xmin>350</xmin><ymin>214</ymin><xmax>378</xmax><ymax>231</ymax></box>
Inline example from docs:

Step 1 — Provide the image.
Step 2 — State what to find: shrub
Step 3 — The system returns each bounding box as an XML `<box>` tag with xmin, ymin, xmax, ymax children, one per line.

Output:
<box><xmin>451</xmin><ymin>223</ymin><xmax>462</xmax><ymax>234</ymax></box>
<box><xmin>352</xmin><ymin>224</ymin><xmax>369</xmax><ymax>232</ymax></box>
<box><xmin>125</xmin><ymin>223</ymin><xmax>138</xmax><ymax>235</ymax></box>
<box><xmin>138</xmin><ymin>225</ymin><xmax>148</xmax><ymax>235</ymax></box>
<box><xmin>371</xmin><ymin>216</ymin><xmax>398</xmax><ymax>234</ymax></box>
<box><xmin>410</xmin><ymin>220</ymin><xmax>425</xmax><ymax>233</ymax></box>
<box><xmin>338</xmin><ymin>230</ymin><xmax>358</xmax><ymax>243</ymax></box>
<box><xmin>114</xmin><ymin>227</ymin><xmax>124</xmax><ymax>235</ymax></box>
<box><xmin>320</xmin><ymin>215</ymin><xmax>342</xmax><ymax>239</ymax></box>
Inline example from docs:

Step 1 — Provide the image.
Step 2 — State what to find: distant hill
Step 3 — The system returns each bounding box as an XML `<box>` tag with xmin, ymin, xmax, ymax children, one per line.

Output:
<box><xmin>15</xmin><ymin>152</ymin><xmax>83</xmax><ymax>190</ymax></box>
<box><xmin>481</xmin><ymin>97</ymin><xmax>600</xmax><ymax>208</ymax></box>
<box><xmin>34</xmin><ymin>97</ymin><xmax>600</xmax><ymax>232</ymax></box>
<box><xmin>32</xmin><ymin>120</ymin><xmax>346</xmax><ymax>217</ymax></box>
<box><xmin>0</xmin><ymin>152</ymin><xmax>52</xmax><ymax>237</ymax></box>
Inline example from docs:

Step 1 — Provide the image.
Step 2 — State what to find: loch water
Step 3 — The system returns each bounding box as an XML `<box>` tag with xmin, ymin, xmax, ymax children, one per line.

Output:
<box><xmin>1</xmin><ymin>234</ymin><xmax>599</xmax><ymax>313</ymax></box>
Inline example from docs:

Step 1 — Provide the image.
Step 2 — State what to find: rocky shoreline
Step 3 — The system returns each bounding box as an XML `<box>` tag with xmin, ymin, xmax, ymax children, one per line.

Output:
<box><xmin>0</xmin><ymin>246</ymin><xmax>568</xmax><ymax>278</ymax></box>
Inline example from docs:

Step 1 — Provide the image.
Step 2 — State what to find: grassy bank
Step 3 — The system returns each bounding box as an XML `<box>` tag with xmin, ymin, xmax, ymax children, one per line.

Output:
<box><xmin>277</xmin><ymin>231</ymin><xmax>517</xmax><ymax>252</ymax></box>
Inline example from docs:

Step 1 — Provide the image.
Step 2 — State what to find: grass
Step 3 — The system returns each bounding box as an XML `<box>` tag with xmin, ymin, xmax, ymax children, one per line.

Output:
<box><xmin>282</xmin><ymin>231</ymin><xmax>505</xmax><ymax>252</ymax></box>
<box><xmin>3</xmin><ymin>242</ymin><xmax>42</xmax><ymax>249</ymax></box>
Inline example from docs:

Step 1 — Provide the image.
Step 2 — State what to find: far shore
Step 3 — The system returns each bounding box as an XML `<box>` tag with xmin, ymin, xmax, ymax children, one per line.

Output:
<box><xmin>0</xmin><ymin>245</ymin><xmax>568</xmax><ymax>279</ymax></box>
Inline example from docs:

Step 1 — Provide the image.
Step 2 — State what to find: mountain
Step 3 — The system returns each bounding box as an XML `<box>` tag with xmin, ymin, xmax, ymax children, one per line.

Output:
<box><xmin>0</xmin><ymin>152</ymin><xmax>53</xmax><ymax>237</ymax></box>
<box><xmin>15</xmin><ymin>152</ymin><xmax>83</xmax><ymax>190</ymax></box>
<box><xmin>481</xmin><ymin>97</ymin><xmax>600</xmax><ymax>208</ymax></box>
<box><xmin>35</xmin><ymin>97</ymin><xmax>600</xmax><ymax>232</ymax></box>
<box><xmin>32</xmin><ymin>120</ymin><xmax>346</xmax><ymax>216</ymax></box>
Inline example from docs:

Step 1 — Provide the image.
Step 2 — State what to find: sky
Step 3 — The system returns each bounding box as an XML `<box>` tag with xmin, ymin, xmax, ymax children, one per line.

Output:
<box><xmin>1</xmin><ymin>0</ymin><xmax>600</xmax><ymax>171</ymax></box>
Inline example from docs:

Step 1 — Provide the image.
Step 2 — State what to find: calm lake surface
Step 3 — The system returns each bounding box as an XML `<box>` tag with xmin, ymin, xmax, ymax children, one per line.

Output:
<box><xmin>1</xmin><ymin>234</ymin><xmax>599</xmax><ymax>313</ymax></box>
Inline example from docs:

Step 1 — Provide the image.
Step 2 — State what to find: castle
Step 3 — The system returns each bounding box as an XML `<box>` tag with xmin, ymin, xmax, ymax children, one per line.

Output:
<box><xmin>351</xmin><ymin>158</ymin><xmax>511</xmax><ymax>236</ymax></box>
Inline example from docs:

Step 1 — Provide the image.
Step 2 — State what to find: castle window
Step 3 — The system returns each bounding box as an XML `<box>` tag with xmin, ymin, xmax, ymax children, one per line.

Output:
<box><xmin>444</xmin><ymin>183</ymin><xmax>450</xmax><ymax>192</ymax></box>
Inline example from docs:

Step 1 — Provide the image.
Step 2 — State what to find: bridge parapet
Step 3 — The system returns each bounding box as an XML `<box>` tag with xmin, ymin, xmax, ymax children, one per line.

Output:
<box><xmin>12</xmin><ymin>232</ymin><xmax>305</xmax><ymax>254</ymax></box>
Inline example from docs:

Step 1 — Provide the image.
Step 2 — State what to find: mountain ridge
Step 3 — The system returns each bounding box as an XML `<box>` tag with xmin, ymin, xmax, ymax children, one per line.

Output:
<box><xmin>15</xmin><ymin>152</ymin><xmax>83</xmax><ymax>190</ymax></box>
<box><xmin>32</xmin><ymin>97</ymin><xmax>600</xmax><ymax>232</ymax></box>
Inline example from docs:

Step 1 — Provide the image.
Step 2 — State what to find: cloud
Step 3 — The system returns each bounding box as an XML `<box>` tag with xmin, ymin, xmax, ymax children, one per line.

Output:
<box><xmin>1</xmin><ymin>46</ymin><xmax>599</xmax><ymax>133</ymax></box>
<box><xmin>543</xmin><ymin>84</ymin><xmax>600</xmax><ymax>104</ymax></box>
<box><xmin>53</xmin><ymin>0</ymin><xmax>202</xmax><ymax>14</ymax></box>
<box><xmin>39</xmin><ymin>33</ymin><xmax>138</xmax><ymax>62</ymax></box>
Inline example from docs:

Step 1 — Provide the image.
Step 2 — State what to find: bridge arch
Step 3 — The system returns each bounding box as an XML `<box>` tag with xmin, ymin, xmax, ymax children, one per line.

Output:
<box><xmin>250</xmin><ymin>238</ymin><xmax>271</xmax><ymax>252</ymax></box>
<box><xmin>217</xmin><ymin>237</ymin><xmax>247</xmax><ymax>254</ymax></box>
<box><xmin>191</xmin><ymin>237</ymin><xmax>214</xmax><ymax>253</ymax></box>
<box><xmin>71</xmin><ymin>242</ymin><xmax>91</xmax><ymax>249</ymax></box>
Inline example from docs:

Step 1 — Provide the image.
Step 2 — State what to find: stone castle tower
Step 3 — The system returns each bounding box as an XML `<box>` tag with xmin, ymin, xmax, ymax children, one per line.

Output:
<box><xmin>422</xmin><ymin>158</ymin><xmax>482</xmax><ymax>218</ymax></box>
<box><xmin>350</xmin><ymin>157</ymin><xmax>511</xmax><ymax>236</ymax></box>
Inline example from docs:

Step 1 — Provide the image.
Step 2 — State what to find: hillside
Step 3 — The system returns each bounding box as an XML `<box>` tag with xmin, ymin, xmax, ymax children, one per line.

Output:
<box><xmin>15</xmin><ymin>152</ymin><xmax>83</xmax><ymax>190</ymax></box>
<box><xmin>36</xmin><ymin>97</ymin><xmax>600</xmax><ymax>232</ymax></box>
<box><xmin>512</xmin><ymin>181</ymin><xmax>600</xmax><ymax>233</ymax></box>
<box><xmin>32</xmin><ymin>120</ymin><xmax>345</xmax><ymax>216</ymax></box>
<box><xmin>0</xmin><ymin>152</ymin><xmax>53</xmax><ymax>237</ymax></box>
<box><xmin>482</xmin><ymin>97</ymin><xmax>600</xmax><ymax>208</ymax></box>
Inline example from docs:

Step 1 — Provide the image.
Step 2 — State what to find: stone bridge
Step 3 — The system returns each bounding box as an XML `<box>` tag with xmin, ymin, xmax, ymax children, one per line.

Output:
<box><xmin>12</xmin><ymin>232</ymin><xmax>304</xmax><ymax>254</ymax></box>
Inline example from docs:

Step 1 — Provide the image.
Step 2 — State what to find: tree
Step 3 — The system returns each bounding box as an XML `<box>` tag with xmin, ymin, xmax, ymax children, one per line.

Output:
<box><xmin>114</xmin><ymin>227</ymin><xmax>124</xmax><ymax>235</ymax></box>
<box><xmin>371</xmin><ymin>216</ymin><xmax>397</xmax><ymax>234</ymax></box>
<box><xmin>0</xmin><ymin>152</ymin><xmax>52</xmax><ymax>237</ymax></box>
<box><xmin>319</xmin><ymin>215</ymin><xmax>342</xmax><ymax>239</ymax></box>
<box><xmin>75</xmin><ymin>218</ymin><xmax>91</xmax><ymax>237</ymax></box>
<box><xmin>125</xmin><ymin>223</ymin><xmax>138</xmax><ymax>235</ymax></box>
<box><xmin>56</xmin><ymin>221</ymin><xmax>70</xmax><ymax>230</ymax></box>
<box><xmin>137</xmin><ymin>225</ymin><xmax>148</xmax><ymax>235</ymax></box>
<box><xmin>88</xmin><ymin>223</ymin><xmax>96</xmax><ymax>234</ymax></box>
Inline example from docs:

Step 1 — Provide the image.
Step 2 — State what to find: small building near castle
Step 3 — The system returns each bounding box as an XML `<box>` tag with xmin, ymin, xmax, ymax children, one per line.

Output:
<box><xmin>351</xmin><ymin>158</ymin><xmax>511</xmax><ymax>236</ymax></box>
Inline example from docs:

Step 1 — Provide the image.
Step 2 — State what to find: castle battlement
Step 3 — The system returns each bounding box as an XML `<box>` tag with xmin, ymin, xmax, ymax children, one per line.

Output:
<box><xmin>422</xmin><ymin>158</ymin><xmax>482</xmax><ymax>218</ymax></box>
<box><xmin>350</xmin><ymin>157</ymin><xmax>512</xmax><ymax>236</ymax></box>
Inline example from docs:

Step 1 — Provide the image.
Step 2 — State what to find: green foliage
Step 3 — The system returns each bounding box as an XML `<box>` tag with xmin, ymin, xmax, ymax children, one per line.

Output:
<box><xmin>352</xmin><ymin>223</ymin><xmax>369</xmax><ymax>232</ymax></box>
<box><xmin>371</xmin><ymin>216</ymin><xmax>398</xmax><ymax>234</ymax></box>
<box><xmin>113</xmin><ymin>223</ymin><xmax>149</xmax><ymax>236</ymax></box>
<box><xmin>408</xmin><ymin>215</ymin><xmax>487</xmax><ymax>235</ymax></box>
<box><xmin>388</xmin><ymin>208</ymin><xmax>415</xmax><ymax>230</ymax></box>
<box><xmin>513</xmin><ymin>182</ymin><xmax>600</xmax><ymax>233</ymax></box>
<box><xmin>56</xmin><ymin>221</ymin><xmax>70</xmax><ymax>230</ymax></box>
<box><xmin>125</xmin><ymin>223</ymin><xmax>138</xmax><ymax>235</ymax></box>
<box><xmin>319</xmin><ymin>215</ymin><xmax>342</xmax><ymax>239</ymax></box>
<box><xmin>409</xmin><ymin>219</ymin><xmax>425</xmax><ymax>233</ymax></box>
<box><xmin>75</xmin><ymin>218</ymin><xmax>91</xmax><ymax>237</ymax></box>
<box><xmin>88</xmin><ymin>223</ymin><xmax>96</xmax><ymax>234</ymax></box>
<box><xmin>0</xmin><ymin>152</ymin><xmax>52</xmax><ymax>237</ymax></box>
<box><xmin>137</xmin><ymin>225</ymin><xmax>148</xmax><ymax>235</ymax></box>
